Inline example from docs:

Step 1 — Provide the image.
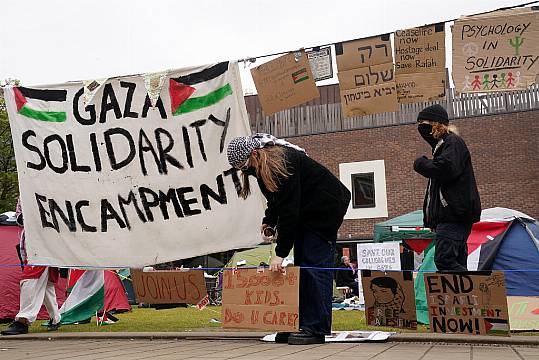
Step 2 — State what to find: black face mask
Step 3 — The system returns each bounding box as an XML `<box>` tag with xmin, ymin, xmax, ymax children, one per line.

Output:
<box><xmin>418</xmin><ymin>123</ymin><xmax>437</xmax><ymax>147</ymax></box>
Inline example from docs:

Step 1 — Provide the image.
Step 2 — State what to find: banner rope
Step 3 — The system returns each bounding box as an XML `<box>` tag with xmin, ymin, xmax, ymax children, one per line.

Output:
<box><xmin>237</xmin><ymin>0</ymin><xmax>539</xmax><ymax>62</ymax></box>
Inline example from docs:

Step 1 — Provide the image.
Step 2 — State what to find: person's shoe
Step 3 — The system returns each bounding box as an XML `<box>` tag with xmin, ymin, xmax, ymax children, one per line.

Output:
<box><xmin>1</xmin><ymin>321</ymin><xmax>28</xmax><ymax>335</ymax></box>
<box><xmin>46</xmin><ymin>320</ymin><xmax>60</xmax><ymax>331</ymax></box>
<box><xmin>288</xmin><ymin>331</ymin><xmax>325</xmax><ymax>345</ymax></box>
<box><xmin>274</xmin><ymin>332</ymin><xmax>291</xmax><ymax>343</ymax></box>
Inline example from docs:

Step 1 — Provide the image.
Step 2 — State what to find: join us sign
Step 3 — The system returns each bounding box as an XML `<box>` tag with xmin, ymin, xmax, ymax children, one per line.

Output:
<box><xmin>5</xmin><ymin>62</ymin><xmax>264</xmax><ymax>267</ymax></box>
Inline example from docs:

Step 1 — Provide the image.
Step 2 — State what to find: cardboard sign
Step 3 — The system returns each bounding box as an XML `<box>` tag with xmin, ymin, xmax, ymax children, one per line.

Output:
<box><xmin>452</xmin><ymin>8</ymin><xmax>539</xmax><ymax>93</ymax></box>
<box><xmin>336</xmin><ymin>35</ymin><xmax>393</xmax><ymax>71</ymax></box>
<box><xmin>251</xmin><ymin>51</ymin><xmax>319</xmax><ymax>116</ymax></box>
<box><xmin>425</xmin><ymin>272</ymin><xmax>510</xmax><ymax>335</ymax></box>
<box><xmin>338</xmin><ymin>63</ymin><xmax>395</xmax><ymax>90</ymax></box>
<box><xmin>340</xmin><ymin>83</ymin><xmax>398</xmax><ymax>116</ymax></box>
<box><xmin>507</xmin><ymin>296</ymin><xmax>539</xmax><ymax>331</ymax></box>
<box><xmin>394</xmin><ymin>24</ymin><xmax>446</xmax><ymax>75</ymax></box>
<box><xmin>336</xmin><ymin>35</ymin><xmax>397</xmax><ymax>116</ymax></box>
<box><xmin>396</xmin><ymin>71</ymin><xmax>447</xmax><ymax>103</ymax></box>
<box><xmin>357</xmin><ymin>242</ymin><xmax>401</xmax><ymax>271</ymax></box>
<box><xmin>222</xmin><ymin>267</ymin><xmax>300</xmax><ymax>331</ymax></box>
<box><xmin>394</xmin><ymin>24</ymin><xmax>446</xmax><ymax>103</ymax></box>
<box><xmin>361</xmin><ymin>270</ymin><xmax>417</xmax><ymax>330</ymax></box>
<box><xmin>131</xmin><ymin>269</ymin><xmax>207</xmax><ymax>304</ymax></box>
<box><xmin>307</xmin><ymin>47</ymin><xmax>333</xmax><ymax>81</ymax></box>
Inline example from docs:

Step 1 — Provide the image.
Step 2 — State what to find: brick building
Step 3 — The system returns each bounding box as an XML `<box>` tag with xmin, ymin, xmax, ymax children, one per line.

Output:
<box><xmin>244</xmin><ymin>84</ymin><xmax>539</xmax><ymax>248</ymax></box>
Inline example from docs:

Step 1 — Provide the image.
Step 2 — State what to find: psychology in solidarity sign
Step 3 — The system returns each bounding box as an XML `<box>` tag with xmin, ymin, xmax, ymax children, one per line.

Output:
<box><xmin>5</xmin><ymin>62</ymin><xmax>264</xmax><ymax>267</ymax></box>
<box><xmin>453</xmin><ymin>8</ymin><xmax>539</xmax><ymax>93</ymax></box>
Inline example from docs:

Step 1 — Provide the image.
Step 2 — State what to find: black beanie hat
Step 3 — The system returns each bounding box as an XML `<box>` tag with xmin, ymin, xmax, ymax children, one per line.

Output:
<box><xmin>417</xmin><ymin>104</ymin><xmax>449</xmax><ymax>125</ymax></box>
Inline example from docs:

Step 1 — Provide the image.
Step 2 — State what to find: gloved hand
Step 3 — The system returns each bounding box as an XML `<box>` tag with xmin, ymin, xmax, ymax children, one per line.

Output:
<box><xmin>270</xmin><ymin>256</ymin><xmax>284</xmax><ymax>273</ymax></box>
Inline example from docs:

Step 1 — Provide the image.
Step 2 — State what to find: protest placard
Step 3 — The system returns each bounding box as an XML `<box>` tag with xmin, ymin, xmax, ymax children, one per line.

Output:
<box><xmin>307</xmin><ymin>47</ymin><xmax>333</xmax><ymax>81</ymax></box>
<box><xmin>222</xmin><ymin>267</ymin><xmax>299</xmax><ymax>331</ymax></box>
<box><xmin>424</xmin><ymin>271</ymin><xmax>510</xmax><ymax>335</ymax></box>
<box><xmin>396</xmin><ymin>71</ymin><xmax>447</xmax><ymax>103</ymax></box>
<box><xmin>336</xmin><ymin>35</ymin><xmax>398</xmax><ymax>116</ymax></box>
<box><xmin>357</xmin><ymin>242</ymin><xmax>401</xmax><ymax>271</ymax></box>
<box><xmin>251</xmin><ymin>51</ymin><xmax>319</xmax><ymax>116</ymax></box>
<box><xmin>131</xmin><ymin>269</ymin><xmax>207</xmax><ymax>304</ymax></box>
<box><xmin>361</xmin><ymin>270</ymin><xmax>417</xmax><ymax>330</ymax></box>
<box><xmin>507</xmin><ymin>296</ymin><xmax>539</xmax><ymax>331</ymax></box>
<box><xmin>452</xmin><ymin>8</ymin><xmax>539</xmax><ymax>93</ymax></box>
<box><xmin>4</xmin><ymin>62</ymin><xmax>265</xmax><ymax>267</ymax></box>
<box><xmin>394</xmin><ymin>24</ymin><xmax>446</xmax><ymax>103</ymax></box>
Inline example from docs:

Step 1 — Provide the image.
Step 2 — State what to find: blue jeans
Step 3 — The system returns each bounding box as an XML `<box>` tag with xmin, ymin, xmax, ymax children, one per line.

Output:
<box><xmin>294</xmin><ymin>228</ymin><xmax>335</xmax><ymax>335</ymax></box>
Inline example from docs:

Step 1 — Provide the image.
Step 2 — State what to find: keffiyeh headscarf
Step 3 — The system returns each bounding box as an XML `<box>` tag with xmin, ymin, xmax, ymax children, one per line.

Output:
<box><xmin>226</xmin><ymin>133</ymin><xmax>305</xmax><ymax>168</ymax></box>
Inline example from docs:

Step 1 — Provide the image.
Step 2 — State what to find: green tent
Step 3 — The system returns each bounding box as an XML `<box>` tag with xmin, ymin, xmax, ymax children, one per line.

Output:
<box><xmin>225</xmin><ymin>244</ymin><xmax>293</xmax><ymax>268</ymax></box>
<box><xmin>373</xmin><ymin>210</ymin><xmax>438</xmax><ymax>324</ymax></box>
<box><xmin>373</xmin><ymin>210</ymin><xmax>435</xmax><ymax>242</ymax></box>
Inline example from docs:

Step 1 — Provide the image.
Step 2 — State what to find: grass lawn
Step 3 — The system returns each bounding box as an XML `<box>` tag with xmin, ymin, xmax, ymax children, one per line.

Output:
<box><xmin>0</xmin><ymin>306</ymin><xmax>535</xmax><ymax>335</ymax></box>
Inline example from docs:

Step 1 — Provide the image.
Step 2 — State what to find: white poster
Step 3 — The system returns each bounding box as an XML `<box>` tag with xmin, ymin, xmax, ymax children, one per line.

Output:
<box><xmin>357</xmin><ymin>242</ymin><xmax>401</xmax><ymax>271</ymax></box>
<box><xmin>356</xmin><ymin>242</ymin><xmax>402</xmax><ymax>305</ymax></box>
<box><xmin>5</xmin><ymin>62</ymin><xmax>264</xmax><ymax>267</ymax></box>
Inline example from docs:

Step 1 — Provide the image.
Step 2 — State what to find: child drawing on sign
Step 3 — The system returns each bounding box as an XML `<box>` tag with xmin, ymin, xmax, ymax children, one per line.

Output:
<box><xmin>500</xmin><ymin>73</ymin><xmax>507</xmax><ymax>88</ymax></box>
<box><xmin>471</xmin><ymin>75</ymin><xmax>482</xmax><ymax>91</ymax></box>
<box><xmin>490</xmin><ymin>74</ymin><xmax>500</xmax><ymax>89</ymax></box>
<box><xmin>515</xmin><ymin>71</ymin><xmax>521</xmax><ymax>87</ymax></box>
<box><xmin>462</xmin><ymin>76</ymin><xmax>472</xmax><ymax>91</ymax></box>
<box><xmin>482</xmin><ymin>74</ymin><xmax>490</xmax><ymax>90</ymax></box>
<box><xmin>370</xmin><ymin>277</ymin><xmax>405</xmax><ymax>315</ymax></box>
<box><xmin>507</xmin><ymin>72</ymin><xmax>515</xmax><ymax>87</ymax></box>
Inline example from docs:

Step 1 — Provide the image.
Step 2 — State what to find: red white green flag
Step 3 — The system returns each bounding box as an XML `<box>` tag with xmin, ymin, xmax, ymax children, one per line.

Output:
<box><xmin>169</xmin><ymin>62</ymin><xmax>233</xmax><ymax>115</ymax></box>
<box><xmin>13</xmin><ymin>86</ymin><xmax>67</xmax><ymax>122</ymax></box>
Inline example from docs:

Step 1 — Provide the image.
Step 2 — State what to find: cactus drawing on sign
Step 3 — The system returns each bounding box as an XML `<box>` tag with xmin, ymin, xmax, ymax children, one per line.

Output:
<box><xmin>509</xmin><ymin>36</ymin><xmax>524</xmax><ymax>56</ymax></box>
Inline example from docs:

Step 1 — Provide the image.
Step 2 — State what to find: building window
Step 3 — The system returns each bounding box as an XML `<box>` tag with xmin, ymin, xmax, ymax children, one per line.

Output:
<box><xmin>339</xmin><ymin>160</ymin><xmax>388</xmax><ymax>220</ymax></box>
<box><xmin>351</xmin><ymin>172</ymin><xmax>375</xmax><ymax>208</ymax></box>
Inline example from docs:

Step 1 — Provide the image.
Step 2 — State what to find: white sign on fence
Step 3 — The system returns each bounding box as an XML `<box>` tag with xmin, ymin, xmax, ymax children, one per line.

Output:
<box><xmin>357</xmin><ymin>242</ymin><xmax>401</xmax><ymax>271</ymax></box>
<box><xmin>5</xmin><ymin>62</ymin><xmax>264</xmax><ymax>267</ymax></box>
<box><xmin>356</xmin><ymin>242</ymin><xmax>401</xmax><ymax>305</ymax></box>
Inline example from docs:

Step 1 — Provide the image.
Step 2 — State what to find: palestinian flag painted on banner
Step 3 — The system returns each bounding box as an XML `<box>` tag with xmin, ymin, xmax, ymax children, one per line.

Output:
<box><xmin>59</xmin><ymin>270</ymin><xmax>105</xmax><ymax>324</ymax></box>
<box><xmin>169</xmin><ymin>62</ymin><xmax>233</xmax><ymax>115</ymax></box>
<box><xmin>13</xmin><ymin>86</ymin><xmax>67</xmax><ymax>122</ymax></box>
<box><xmin>292</xmin><ymin>68</ymin><xmax>309</xmax><ymax>84</ymax></box>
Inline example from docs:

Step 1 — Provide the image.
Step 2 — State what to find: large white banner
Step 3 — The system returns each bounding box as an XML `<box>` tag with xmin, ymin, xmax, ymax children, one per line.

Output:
<box><xmin>5</xmin><ymin>62</ymin><xmax>264</xmax><ymax>267</ymax></box>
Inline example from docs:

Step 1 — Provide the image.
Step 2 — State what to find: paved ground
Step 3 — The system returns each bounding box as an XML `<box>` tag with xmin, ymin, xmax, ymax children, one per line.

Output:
<box><xmin>0</xmin><ymin>339</ymin><xmax>538</xmax><ymax>360</ymax></box>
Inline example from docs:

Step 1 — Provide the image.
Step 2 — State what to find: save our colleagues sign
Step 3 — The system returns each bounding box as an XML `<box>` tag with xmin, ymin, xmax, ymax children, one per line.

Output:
<box><xmin>5</xmin><ymin>62</ymin><xmax>264</xmax><ymax>267</ymax></box>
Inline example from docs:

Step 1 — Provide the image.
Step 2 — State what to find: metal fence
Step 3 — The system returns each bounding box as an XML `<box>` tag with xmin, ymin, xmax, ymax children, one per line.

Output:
<box><xmin>246</xmin><ymin>84</ymin><xmax>539</xmax><ymax>137</ymax></box>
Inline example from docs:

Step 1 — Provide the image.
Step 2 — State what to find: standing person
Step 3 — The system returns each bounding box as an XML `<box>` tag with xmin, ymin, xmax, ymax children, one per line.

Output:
<box><xmin>227</xmin><ymin>134</ymin><xmax>351</xmax><ymax>345</ymax></box>
<box><xmin>413</xmin><ymin>104</ymin><xmax>481</xmax><ymax>272</ymax></box>
<box><xmin>1</xmin><ymin>198</ymin><xmax>61</xmax><ymax>335</ymax></box>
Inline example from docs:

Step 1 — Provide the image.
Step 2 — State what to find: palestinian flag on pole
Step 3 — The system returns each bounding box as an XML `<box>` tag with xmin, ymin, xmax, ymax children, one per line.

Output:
<box><xmin>169</xmin><ymin>62</ymin><xmax>233</xmax><ymax>115</ymax></box>
<box><xmin>13</xmin><ymin>86</ymin><xmax>67</xmax><ymax>122</ymax></box>
<box><xmin>59</xmin><ymin>270</ymin><xmax>105</xmax><ymax>324</ymax></box>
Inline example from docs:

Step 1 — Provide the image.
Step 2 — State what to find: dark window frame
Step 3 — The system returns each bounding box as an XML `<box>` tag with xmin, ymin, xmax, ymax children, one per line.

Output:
<box><xmin>351</xmin><ymin>172</ymin><xmax>376</xmax><ymax>209</ymax></box>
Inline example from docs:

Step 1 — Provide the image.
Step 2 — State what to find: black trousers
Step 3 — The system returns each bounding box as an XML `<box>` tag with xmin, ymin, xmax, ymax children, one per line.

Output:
<box><xmin>434</xmin><ymin>222</ymin><xmax>473</xmax><ymax>272</ymax></box>
<box><xmin>294</xmin><ymin>228</ymin><xmax>335</xmax><ymax>336</ymax></box>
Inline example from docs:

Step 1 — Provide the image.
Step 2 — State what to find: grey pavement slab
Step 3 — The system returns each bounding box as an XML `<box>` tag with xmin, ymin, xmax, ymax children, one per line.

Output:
<box><xmin>0</xmin><ymin>339</ymin><xmax>537</xmax><ymax>360</ymax></box>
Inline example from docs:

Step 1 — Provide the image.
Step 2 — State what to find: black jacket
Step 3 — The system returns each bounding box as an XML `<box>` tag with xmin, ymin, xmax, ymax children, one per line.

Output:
<box><xmin>414</xmin><ymin>133</ymin><xmax>481</xmax><ymax>229</ymax></box>
<box><xmin>254</xmin><ymin>147</ymin><xmax>351</xmax><ymax>258</ymax></box>
<box><xmin>335</xmin><ymin>265</ymin><xmax>357</xmax><ymax>288</ymax></box>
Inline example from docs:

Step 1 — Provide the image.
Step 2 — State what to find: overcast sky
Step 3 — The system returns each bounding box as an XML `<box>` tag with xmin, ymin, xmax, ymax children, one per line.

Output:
<box><xmin>0</xmin><ymin>0</ymin><xmax>530</xmax><ymax>91</ymax></box>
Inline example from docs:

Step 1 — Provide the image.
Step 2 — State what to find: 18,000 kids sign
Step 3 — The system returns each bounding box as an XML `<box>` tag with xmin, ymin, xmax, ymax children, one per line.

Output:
<box><xmin>5</xmin><ymin>62</ymin><xmax>264</xmax><ymax>267</ymax></box>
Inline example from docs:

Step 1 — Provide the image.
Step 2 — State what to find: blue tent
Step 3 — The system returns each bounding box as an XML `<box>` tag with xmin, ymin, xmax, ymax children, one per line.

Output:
<box><xmin>488</xmin><ymin>219</ymin><xmax>539</xmax><ymax>296</ymax></box>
